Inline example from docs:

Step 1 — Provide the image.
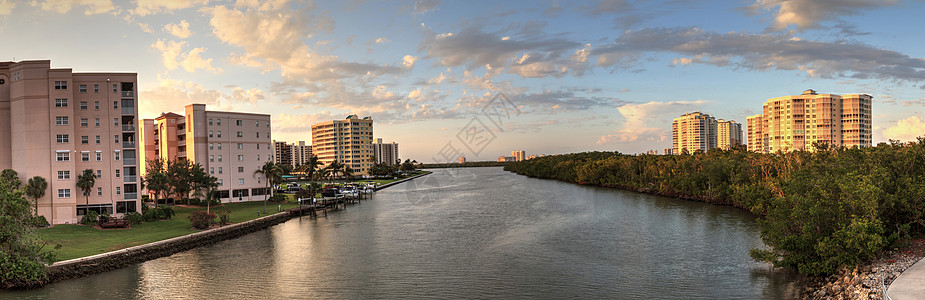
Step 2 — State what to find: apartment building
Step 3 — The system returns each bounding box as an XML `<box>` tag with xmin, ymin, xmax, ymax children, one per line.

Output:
<box><xmin>747</xmin><ymin>90</ymin><xmax>872</xmax><ymax>153</ymax></box>
<box><xmin>0</xmin><ymin>60</ymin><xmax>140</xmax><ymax>224</ymax></box>
<box><xmin>140</xmin><ymin>104</ymin><xmax>272</xmax><ymax>202</ymax></box>
<box><xmin>672</xmin><ymin>112</ymin><xmax>717</xmax><ymax>154</ymax></box>
<box><xmin>273</xmin><ymin>140</ymin><xmax>313</xmax><ymax>167</ymax></box>
<box><xmin>716</xmin><ymin>119</ymin><xmax>743</xmax><ymax>150</ymax></box>
<box><xmin>311</xmin><ymin>115</ymin><xmax>374</xmax><ymax>175</ymax></box>
<box><xmin>273</xmin><ymin>140</ymin><xmax>292</xmax><ymax>166</ymax></box>
<box><xmin>372</xmin><ymin>138</ymin><xmax>399</xmax><ymax>166</ymax></box>
<box><xmin>511</xmin><ymin>150</ymin><xmax>525</xmax><ymax>162</ymax></box>
<box><xmin>746</xmin><ymin>114</ymin><xmax>764</xmax><ymax>152</ymax></box>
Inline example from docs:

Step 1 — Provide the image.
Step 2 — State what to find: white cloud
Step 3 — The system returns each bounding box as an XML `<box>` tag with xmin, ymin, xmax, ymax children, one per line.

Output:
<box><xmin>179</xmin><ymin>47</ymin><xmax>221</xmax><ymax>73</ymax></box>
<box><xmin>164</xmin><ymin>20</ymin><xmax>191</xmax><ymax>39</ymax></box>
<box><xmin>402</xmin><ymin>55</ymin><xmax>417</xmax><ymax>68</ymax></box>
<box><xmin>133</xmin><ymin>0</ymin><xmax>208</xmax><ymax>16</ymax></box>
<box><xmin>140</xmin><ymin>77</ymin><xmax>231</xmax><ymax>118</ymax></box>
<box><xmin>233</xmin><ymin>0</ymin><xmax>295</xmax><ymax>11</ymax></box>
<box><xmin>151</xmin><ymin>39</ymin><xmax>221</xmax><ymax>73</ymax></box>
<box><xmin>414</xmin><ymin>0</ymin><xmax>439</xmax><ymax>14</ymax></box>
<box><xmin>0</xmin><ymin>0</ymin><xmax>16</xmax><ymax>15</ymax></box>
<box><xmin>152</xmin><ymin>40</ymin><xmax>184</xmax><ymax>70</ymax></box>
<box><xmin>598</xmin><ymin>100</ymin><xmax>707</xmax><ymax>144</ymax></box>
<box><xmin>883</xmin><ymin>116</ymin><xmax>925</xmax><ymax>141</ymax></box>
<box><xmin>408</xmin><ymin>89</ymin><xmax>422</xmax><ymax>99</ymax></box>
<box><xmin>748</xmin><ymin>0</ymin><xmax>901</xmax><ymax>31</ymax></box>
<box><xmin>31</xmin><ymin>0</ymin><xmax>115</xmax><ymax>15</ymax></box>
<box><xmin>231</xmin><ymin>87</ymin><xmax>265</xmax><ymax>105</ymax></box>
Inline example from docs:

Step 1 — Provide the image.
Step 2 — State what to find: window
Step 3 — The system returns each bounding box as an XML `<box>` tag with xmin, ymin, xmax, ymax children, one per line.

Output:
<box><xmin>257</xmin><ymin>177</ymin><xmax>261</xmax><ymax>183</ymax></box>
<box><xmin>257</xmin><ymin>132</ymin><xmax>260</xmax><ymax>138</ymax></box>
<box><xmin>209</xmin><ymin>143</ymin><xmax>214</xmax><ymax>150</ymax></box>
<box><xmin>55</xmin><ymin>99</ymin><xmax>68</xmax><ymax>107</ymax></box>
<box><xmin>267</xmin><ymin>121</ymin><xmax>269</xmax><ymax>128</ymax></box>
<box><xmin>113</xmin><ymin>101</ymin><xmax>118</xmax><ymax>109</ymax></box>
<box><xmin>209</xmin><ymin>131</ymin><xmax>213</xmax><ymax>137</ymax></box>
<box><xmin>237</xmin><ymin>131</ymin><xmax>243</xmax><ymax>137</ymax></box>
<box><xmin>81</xmin><ymin>136</ymin><xmax>88</xmax><ymax>144</ymax></box>
<box><xmin>210</xmin><ymin>167</ymin><xmax>214</xmax><ymax>174</ymax></box>
<box><xmin>114</xmin><ymin>135</ymin><xmax>119</xmax><ymax>143</ymax></box>
<box><xmin>217</xmin><ymin>131</ymin><xmax>222</xmax><ymax>137</ymax></box>
<box><xmin>218</xmin><ymin>179</ymin><xmax>223</xmax><ymax>186</ymax></box>
<box><xmin>218</xmin><ymin>167</ymin><xmax>223</xmax><ymax>174</ymax></box>
<box><xmin>113</xmin><ymin>84</ymin><xmax>117</xmax><ymax>92</ymax></box>
<box><xmin>268</xmin><ymin>155</ymin><xmax>271</xmax><ymax>161</ymax></box>
<box><xmin>55</xmin><ymin>116</ymin><xmax>68</xmax><ymax>125</ymax></box>
<box><xmin>114</xmin><ymin>150</ymin><xmax>120</xmax><ymax>161</ymax></box>
<box><xmin>80</xmin><ymin>102</ymin><xmax>87</xmax><ymax>110</ymax></box>
<box><xmin>94</xmin><ymin>101</ymin><xmax>99</xmax><ymax>110</ymax></box>
<box><xmin>256</xmin><ymin>144</ymin><xmax>260</xmax><ymax>149</ymax></box>
<box><xmin>58</xmin><ymin>189</ymin><xmax>71</xmax><ymax>198</ymax></box>
<box><xmin>114</xmin><ymin>118</ymin><xmax>118</xmax><ymax>126</ymax></box>
<box><xmin>256</xmin><ymin>121</ymin><xmax>259</xmax><ymax>127</ymax></box>
<box><xmin>56</xmin><ymin>151</ymin><xmax>70</xmax><ymax>161</ymax></box>
<box><xmin>115</xmin><ymin>169</ymin><xmax>120</xmax><ymax>178</ymax></box>
<box><xmin>238</xmin><ymin>178</ymin><xmax>245</xmax><ymax>185</ymax></box>
<box><xmin>237</xmin><ymin>143</ymin><xmax>243</xmax><ymax>149</ymax></box>
<box><xmin>238</xmin><ymin>155</ymin><xmax>244</xmax><ymax>161</ymax></box>
<box><xmin>96</xmin><ymin>136</ymin><xmax>101</xmax><ymax>144</ymax></box>
<box><xmin>94</xmin><ymin>84</ymin><xmax>99</xmax><ymax>93</ymax></box>
<box><xmin>117</xmin><ymin>201</ymin><xmax>136</xmax><ymax>213</ymax></box>
<box><xmin>217</xmin><ymin>143</ymin><xmax>222</xmax><ymax>150</ymax></box>
<box><xmin>97</xmin><ymin>187</ymin><xmax>102</xmax><ymax>196</ymax></box>
<box><xmin>55</xmin><ymin>81</ymin><xmax>67</xmax><ymax>90</ymax></box>
<box><xmin>218</xmin><ymin>155</ymin><xmax>222</xmax><ymax>162</ymax></box>
<box><xmin>217</xmin><ymin>119</ymin><xmax>221</xmax><ymax>126</ymax></box>
<box><xmin>209</xmin><ymin>119</ymin><xmax>213</xmax><ymax>126</ymax></box>
<box><xmin>95</xmin><ymin>118</ymin><xmax>100</xmax><ymax>127</ymax></box>
<box><xmin>80</xmin><ymin>118</ymin><xmax>88</xmax><ymax>127</ymax></box>
<box><xmin>257</xmin><ymin>155</ymin><xmax>260</xmax><ymax>161</ymax></box>
<box><xmin>79</xmin><ymin>85</ymin><xmax>87</xmax><ymax>93</ymax></box>
<box><xmin>210</xmin><ymin>155</ymin><xmax>214</xmax><ymax>162</ymax></box>
<box><xmin>96</xmin><ymin>151</ymin><xmax>102</xmax><ymax>161</ymax></box>
<box><xmin>57</xmin><ymin>171</ymin><xmax>70</xmax><ymax>180</ymax></box>
<box><xmin>236</xmin><ymin>120</ymin><xmax>242</xmax><ymax>126</ymax></box>
<box><xmin>56</xmin><ymin>134</ymin><xmax>69</xmax><ymax>143</ymax></box>
<box><xmin>116</xmin><ymin>187</ymin><xmax>121</xmax><ymax>195</ymax></box>
<box><xmin>238</xmin><ymin>167</ymin><xmax>244</xmax><ymax>173</ymax></box>
<box><xmin>82</xmin><ymin>152</ymin><xmax>90</xmax><ymax>162</ymax></box>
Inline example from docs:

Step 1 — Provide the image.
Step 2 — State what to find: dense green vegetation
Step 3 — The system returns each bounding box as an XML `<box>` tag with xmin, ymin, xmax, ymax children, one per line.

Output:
<box><xmin>504</xmin><ymin>142</ymin><xmax>925</xmax><ymax>276</ymax></box>
<box><xmin>0</xmin><ymin>173</ymin><xmax>56</xmax><ymax>288</ymax></box>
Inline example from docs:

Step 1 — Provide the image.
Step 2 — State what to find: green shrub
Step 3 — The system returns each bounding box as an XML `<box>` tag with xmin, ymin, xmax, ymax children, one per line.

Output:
<box><xmin>80</xmin><ymin>211</ymin><xmax>99</xmax><ymax>225</ymax></box>
<box><xmin>188</xmin><ymin>211</ymin><xmax>216</xmax><ymax>230</ymax></box>
<box><xmin>219</xmin><ymin>210</ymin><xmax>231</xmax><ymax>226</ymax></box>
<box><xmin>142</xmin><ymin>209</ymin><xmax>158</xmax><ymax>222</ymax></box>
<box><xmin>124</xmin><ymin>212</ymin><xmax>143</xmax><ymax>224</ymax></box>
<box><xmin>158</xmin><ymin>206</ymin><xmax>175</xmax><ymax>219</ymax></box>
<box><xmin>30</xmin><ymin>216</ymin><xmax>49</xmax><ymax>227</ymax></box>
<box><xmin>268</xmin><ymin>194</ymin><xmax>287</xmax><ymax>203</ymax></box>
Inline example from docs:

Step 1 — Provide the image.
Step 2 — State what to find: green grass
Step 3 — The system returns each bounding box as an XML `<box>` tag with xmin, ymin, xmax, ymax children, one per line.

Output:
<box><xmin>39</xmin><ymin>195</ymin><xmax>303</xmax><ymax>261</ymax></box>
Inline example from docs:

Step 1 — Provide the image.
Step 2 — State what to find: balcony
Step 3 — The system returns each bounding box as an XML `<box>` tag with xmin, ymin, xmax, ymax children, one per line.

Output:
<box><xmin>121</xmin><ymin>91</ymin><xmax>134</xmax><ymax>97</ymax></box>
<box><xmin>121</xmin><ymin>107</ymin><xmax>134</xmax><ymax>115</ymax></box>
<box><xmin>123</xmin><ymin>141</ymin><xmax>136</xmax><ymax>148</ymax></box>
<box><xmin>124</xmin><ymin>192</ymin><xmax>138</xmax><ymax>200</ymax></box>
<box><xmin>122</xmin><ymin>124</ymin><xmax>135</xmax><ymax>132</ymax></box>
<box><xmin>123</xmin><ymin>175</ymin><xmax>137</xmax><ymax>183</ymax></box>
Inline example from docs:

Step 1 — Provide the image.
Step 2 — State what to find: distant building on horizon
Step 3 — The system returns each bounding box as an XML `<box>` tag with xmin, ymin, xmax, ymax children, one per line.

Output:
<box><xmin>747</xmin><ymin>89</ymin><xmax>872</xmax><ymax>153</ymax></box>
<box><xmin>672</xmin><ymin>112</ymin><xmax>742</xmax><ymax>154</ymax></box>
<box><xmin>497</xmin><ymin>156</ymin><xmax>515</xmax><ymax>162</ymax></box>
<box><xmin>458</xmin><ymin>156</ymin><xmax>466</xmax><ymax>164</ymax></box>
<box><xmin>311</xmin><ymin>115</ymin><xmax>374</xmax><ymax>175</ymax></box>
<box><xmin>664</xmin><ymin>148</ymin><xmax>675</xmax><ymax>155</ymax></box>
<box><xmin>372</xmin><ymin>138</ymin><xmax>399</xmax><ymax>167</ymax></box>
<box><xmin>511</xmin><ymin>150</ymin><xmax>525</xmax><ymax>162</ymax></box>
<box><xmin>645</xmin><ymin>149</ymin><xmax>658</xmax><ymax>155</ymax></box>
<box><xmin>273</xmin><ymin>140</ymin><xmax>312</xmax><ymax>167</ymax></box>
<box><xmin>716</xmin><ymin>119</ymin><xmax>743</xmax><ymax>150</ymax></box>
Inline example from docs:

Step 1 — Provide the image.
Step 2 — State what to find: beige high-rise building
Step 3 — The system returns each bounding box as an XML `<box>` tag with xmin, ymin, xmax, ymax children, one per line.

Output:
<box><xmin>511</xmin><ymin>150</ymin><xmax>525</xmax><ymax>162</ymax></box>
<box><xmin>0</xmin><ymin>60</ymin><xmax>140</xmax><ymax>224</ymax></box>
<box><xmin>746</xmin><ymin>115</ymin><xmax>765</xmax><ymax>152</ymax></box>
<box><xmin>747</xmin><ymin>90</ymin><xmax>872</xmax><ymax>153</ymax></box>
<box><xmin>311</xmin><ymin>115</ymin><xmax>374</xmax><ymax>175</ymax></box>
<box><xmin>291</xmin><ymin>141</ymin><xmax>312</xmax><ymax>166</ymax></box>
<box><xmin>716</xmin><ymin>119</ymin><xmax>743</xmax><ymax>150</ymax></box>
<box><xmin>672</xmin><ymin>112</ymin><xmax>717</xmax><ymax>154</ymax></box>
<box><xmin>139</xmin><ymin>104</ymin><xmax>273</xmax><ymax>202</ymax></box>
<box><xmin>372</xmin><ymin>138</ymin><xmax>399</xmax><ymax>166</ymax></box>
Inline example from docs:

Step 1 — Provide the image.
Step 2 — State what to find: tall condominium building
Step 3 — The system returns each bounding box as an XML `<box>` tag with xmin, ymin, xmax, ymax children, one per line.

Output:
<box><xmin>0</xmin><ymin>60</ymin><xmax>140</xmax><ymax>224</ymax></box>
<box><xmin>716</xmin><ymin>119</ymin><xmax>743</xmax><ymax>150</ymax></box>
<box><xmin>672</xmin><ymin>112</ymin><xmax>717</xmax><ymax>154</ymax></box>
<box><xmin>273</xmin><ymin>140</ymin><xmax>292</xmax><ymax>166</ymax></box>
<box><xmin>746</xmin><ymin>115</ymin><xmax>764</xmax><ymax>152</ymax></box>
<box><xmin>140</xmin><ymin>104</ymin><xmax>272</xmax><ymax>202</ymax></box>
<box><xmin>311</xmin><ymin>115</ymin><xmax>374</xmax><ymax>175</ymax></box>
<box><xmin>511</xmin><ymin>150</ymin><xmax>525</xmax><ymax>162</ymax></box>
<box><xmin>372</xmin><ymin>138</ymin><xmax>399</xmax><ymax>166</ymax></box>
<box><xmin>747</xmin><ymin>90</ymin><xmax>872</xmax><ymax>153</ymax></box>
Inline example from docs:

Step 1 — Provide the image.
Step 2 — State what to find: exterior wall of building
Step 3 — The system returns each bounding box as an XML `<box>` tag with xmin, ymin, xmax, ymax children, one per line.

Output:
<box><xmin>0</xmin><ymin>60</ymin><xmax>140</xmax><ymax>224</ymax></box>
<box><xmin>511</xmin><ymin>150</ymin><xmax>525</xmax><ymax>162</ymax></box>
<box><xmin>372</xmin><ymin>138</ymin><xmax>399</xmax><ymax>166</ymax></box>
<box><xmin>747</xmin><ymin>90</ymin><xmax>872</xmax><ymax>153</ymax></box>
<box><xmin>311</xmin><ymin>115</ymin><xmax>374</xmax><ymax>175</ymax></box>
<box><xmin>292</xmin><ymin>141</ymin><xmax>312</xmax><ymax>166</ymax></box>
<box><xmin>746</xmin><ymin>114</ymin><xmax>764</xmax><ymax>153</ymax></box>
<box><xmin>140</xmin><ymin>104</ymin><xmax>272</xmax><ymax>203</ymax></box>
<box><xmin>716</xmin><ymin>119</ymin><xmax>743</xmax><ymax>150</ymax></box>
<box><xmin>672</xmin><ymin>111</ymin><xmax>717</xmax><ymax>154</ymax></box>
<box><xmin>273</xmin><ymin>140</ymin><xmax>292</xmax><ymax>166</ymax></box>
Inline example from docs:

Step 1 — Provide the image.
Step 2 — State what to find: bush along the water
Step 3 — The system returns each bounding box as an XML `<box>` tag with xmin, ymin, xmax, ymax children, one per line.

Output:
<box><xmin>504</xmin><ymin>140</ymin><xmax>925</xmax><ymax>276</ymax></box>
<box><xmin>188</xmin><ymin>211</ymin><xmax>216</xmax><ymax>230</ymax></box>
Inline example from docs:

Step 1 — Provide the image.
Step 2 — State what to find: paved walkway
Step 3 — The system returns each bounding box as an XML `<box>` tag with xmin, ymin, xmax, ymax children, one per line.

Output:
<box><xmin>888</xmin><ymin>258</ymin><xmax>925</xmax><ymax>300</ymax></box>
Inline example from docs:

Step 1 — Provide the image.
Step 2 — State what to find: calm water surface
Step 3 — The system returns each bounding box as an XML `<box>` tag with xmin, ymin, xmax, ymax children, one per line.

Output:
<box><xmin>9</xmin><ymin>167</ymin><xmax>802</xmax><ymax>299</ymax></box>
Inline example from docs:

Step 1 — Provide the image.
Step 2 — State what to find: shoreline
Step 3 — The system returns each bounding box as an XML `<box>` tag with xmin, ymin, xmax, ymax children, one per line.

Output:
<box><xmin>16</xmin><ymin>172</ymin><xmax>431</xmax><ymax>289</ymax></box>
<box><xmin>506</xmin><ymin>169</ymin><xmax>924</xmax><ymax>299</ymax></box>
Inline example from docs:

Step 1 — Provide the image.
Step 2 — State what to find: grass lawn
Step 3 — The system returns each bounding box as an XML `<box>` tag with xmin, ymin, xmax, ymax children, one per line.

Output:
<box><xmin>39</xmin><ymin>194</ymin><xmax>303</xmax><ymax>262</ymax></box>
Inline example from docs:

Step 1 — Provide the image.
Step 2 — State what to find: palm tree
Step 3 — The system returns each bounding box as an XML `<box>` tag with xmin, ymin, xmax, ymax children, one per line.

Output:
<box><xmin>305</xmin><ymin>156</ymin><xmax>322</xmax><ymax>182</ymax></box>
<box><xmin>326</xmin><ymin>160</ymin><xmax>343</xmax><ymax>183</ymax></box>
<box><xmin>24</xmin><ymin>176</ymin><xmax>48</xmax><ymax>216</ymax></box>
<box><xmin>254</xmin><ymin>161</ymin><xmax>281</xmax><ymax>214</ymax></box>
<box><xmin>343</xmin><ymin>166</ymin><xmax>354</xmax><ymax>182</ymax></box>
<box><xmin>76</xmin><ymin>169</ymin><xmax>96</xmax><ymax>210</ymax></box>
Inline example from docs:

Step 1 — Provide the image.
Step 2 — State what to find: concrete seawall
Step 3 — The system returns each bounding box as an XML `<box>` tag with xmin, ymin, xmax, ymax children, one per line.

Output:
<box><xmin>38</xmin><ymin>171</ymin><xmax>432</xmax><ymax>287</ymax></box>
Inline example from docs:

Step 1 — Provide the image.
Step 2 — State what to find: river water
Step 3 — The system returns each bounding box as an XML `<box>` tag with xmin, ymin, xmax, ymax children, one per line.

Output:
<box><xmin>9</xmin><ymin>167</ymin><xmax>802</xmax><ymax>299</ymax></box>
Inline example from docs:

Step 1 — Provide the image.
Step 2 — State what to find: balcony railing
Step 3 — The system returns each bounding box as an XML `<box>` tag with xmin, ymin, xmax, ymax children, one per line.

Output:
<box><xmin>121</xmin><ymin>91</ymin><xmax>134</xmax><ymax>97</ymax></box>
<box><xmin>123</xmin><ymin>158</ymin><xmax>136</xmax><ymax>166</ymax></box>
<box><xmin>122</xmin><ymin>124</ymin><xmax>135</xmax><ymax>132</ymax></box>
<box><xmin>123</xmin><ymin>175</ymin><xmax>137</xmax><ymax>183</ymax></box>
<box><xmin>121</xmin><ymin>107</ymin><xmax>134</xmax><ymax>115</ymax></box>
<box><xmin>124</xmin><ymin>192</ymin><xmax>138</xmax><ymax>200</ymax></box>
<box><xmin>123</xmin><ymin>141</ymin><xmax>136</xmax><ymax>148</ymax></box>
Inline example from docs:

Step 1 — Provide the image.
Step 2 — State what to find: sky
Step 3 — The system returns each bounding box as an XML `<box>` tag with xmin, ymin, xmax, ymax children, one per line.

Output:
<box><xmin>2</xmin><ymin>0</ymin><xmax>925</xmax><ymax>162</ymax></box>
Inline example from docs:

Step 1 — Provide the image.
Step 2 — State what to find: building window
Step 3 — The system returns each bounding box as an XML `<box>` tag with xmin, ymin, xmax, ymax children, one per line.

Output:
<box><xmin>209</xmin><ymin>118</ymin><xmax>213</xmax><ymax>126</ymax></box>
<box><xmin>217</xmin><ymin>143</ymin><xmax>222</xmax><ymax>150</ymax></box>
<box><xmin>218</xmin><ymin>155</ymin><xmax>222</xmax><ymax>162</ymax></box>
<box><xmin>238</xmin><ymin>178</ymin><xmax>244</xmax><ymax>185</ymax></box>
<box><xmin>96</xmin><ymin>151</ymin><xmax>102</xmax><ymax>161</ymax></box>
<box><xmin>80</xmin><ymin>118</ymin><xmax>88</xmax><ymax>127</ymax></box>
<box><xmin>115</xmin><ymin>169</ymin><xmax>120</xmax><ymax>178</ymax></box>
<box><xmin>58</xmin><ymin>189</ymin><xmax>71</xmax><ymax>198</ymax></box>
<box><xmin>81</xmin><ymin>136</ymin><xmax>88</xmax><ymax>144</ymax></box>
<box><xmin>57</xmin><ymin>170</ymin><xmax>70</xmax><ymax>180</ymax></box>
<box><xmin>268</xmin><ymin>154</ymin><xmax>271</xmax><ymax>161</ymax></box>
<box><xmin>95</xmin><ymin>169</ymin><xmax>101</xmax><ymax>178</ymax></box>
<box><xmin>80</xmin><ymin>102</ymin><xmax>88</xmax><ymax>110</ymax></box>
<box><xmin>256</xmin><ymin>121</ymin><xmax>259</xmax><ymax>127</ymax></box>
<box><xmin>217</xmin><ymin>119</ymin><xmax>221</xmax><ymax>126</ymax></box>
<box><xmin>95</xmin><ymin>118</ymin><xmax>100</xmax><ymax>127</ymax></box>
<box><xmin>114</xmin><ymin>135</ymin><xmax>119</xmax><ymax>143</ymax></box>
<box><xmin>56</xmin><ymin>151</ymin><xmax>70</xmax><ymax>161</ymax></box>
<box><xmin>114</xmin><ymin>150</ymin><xmax>120</xmax><ymax>161</ymax></box>
<box><xmin>217</xmin><ymin>131</ymin><xmax>222</xmax><ymax>137</ymax></box>
<box><xmin>113</xmin><ymin>101</ymin><xmax>118</xmax><ymax>109</ymax></box>
<box><xmin>113</xmin><ymin>84</ymin><xmax>117</xmax><ymax>92</ymax></box>
<box><xmin>210</xmin><ymin>167</ymin><xmax>214</xmax><ymax>174</ymax></box>
<box><xmin>257</xmin><ymin>132</ymin><xmax>260</xmax><ymax>138</ymax></box>
<box><xmin>94</xmin><ymin>84</ymin><xmax>99</xmax><ymax>93</ymax></box>
<box><xmin>237</xmin><ymin>131</ymin><xmax>243</xmax><ymax>138</ymax></box>
<box><xmin>97</xmin><ymin>187</ymin><xmax>102</xmax><ymax>196</ymax></box>
<box><xmin>218</xmin><ymin>167</ymin><xmax>222</xmax><ymax>174</ymax></box>
<box><xmin>79</xmin><ymin>85</ymin><xmax>87</xmax><ymax>93</ymax></box>
<box><xmin>94</xmin><ymin>101</ymin><xmax>99</xmax><ymax>110</ymax></box>
<box><xmin>257</xmin><ymin>155</ymin><xmax>260</xmax><ymax>161</ymax></box>
<box><xmin>238</xmin><ymin>155</ymin><xmax>243</xmax><ymax>161</ymax></box>
<box><xmin>96</xmin><ymin>135</ymin><xmax>101</xmax><ymax>144</ymax></box>
<box><xmin>209</xmin><ymin>143</ymin><xmax>214</xmax><ymax>150</ymax></box>
<box><xmin>210</xmin><ymin>155</ymin><xmax>214</xmax><ymax>162</ymax></box>
<box><xmin>114</xmin><ymin>118</ymin><xmax>118</xmax><ymax>126</ymax></box>
<box><xmin>117</xmin><ymin>201</ymin><xmax>137</xmax><ymax>213</ymax></box>
<box><xmin>116</xmin><ymin>187</ymin><xmax>121</xmax><ymax>195</ymax></box>
<box><xmin>55</xmin><ymin>99</ymin><xmax>68</xmax><ymax>107</ymax></box>
<box><xmin>209</xmin><ymin>130</ymin><xmax>213</xmax><ymax>137</ymax></box>
<box><xmin>54</xmin><ymin>81</ymin><xmax>67</xmax><ymax>90</ymax></box>
<box><xmin>238</xmin><ymin>166</ymin><xmax>244</xmax><ymax>173</ymax></box>
<box><xmin>218</xmin><ymin>179</ymin><xmax>223</xmax><ymax>186</ymax></box>
<box><xmin>238</xmin><ymin>143</ymin><xmax>243</xmax><ymax>149</ymax></box>
<box><xmin>55</xmin><ymin>116</ymin><xmax>68</xmax><ymax>125</ymax></box>
<box><xmin>56</xmin><ymin>134</ymin><xmax>69</xmax><ymax>143</ymax></box>
<box><xmin>236</xmin><ymin>120</ymin><xmax>242</xmax><ymax>126</ymax></box>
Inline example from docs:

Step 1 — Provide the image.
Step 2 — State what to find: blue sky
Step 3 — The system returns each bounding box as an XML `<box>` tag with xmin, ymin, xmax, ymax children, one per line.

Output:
<box><xmin>2</xmin><ymin>0</ymin><xmax>924</xmax><ymax>162</ymax></box>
